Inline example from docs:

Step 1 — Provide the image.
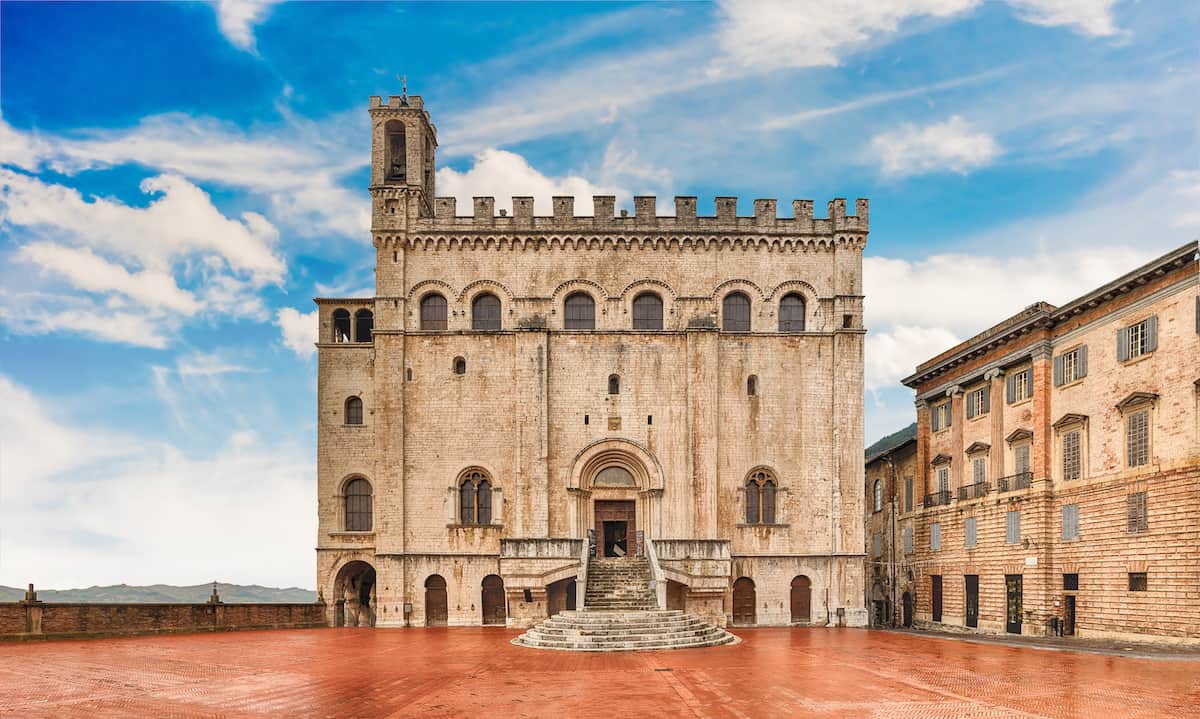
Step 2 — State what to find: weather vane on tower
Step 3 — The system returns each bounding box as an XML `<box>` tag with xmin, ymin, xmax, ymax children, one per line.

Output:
<box><xmin>397</xmin><ymin>74</ymin><xmax>408</xmax><ymax>104</ymax></box>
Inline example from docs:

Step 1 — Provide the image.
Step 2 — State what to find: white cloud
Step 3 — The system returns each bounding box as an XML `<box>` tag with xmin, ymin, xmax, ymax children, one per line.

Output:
<box><xmin>214</xmin><ymin>0</ymin><xmax>281</xmax><ymax>52</ymax></box>
<box><xmin>18</xmin><ymin>242</ymin><xmax>202</xmax><ymax>315</ymax></box>
<box><xmin>865</xmin><ymin>325</ymin><xmax>961</xmax><ymax>392</ymax></box>
<box><xmin>0</xmin><ymin>169</ymin><xmax>285</xmax><ymax>347</ymax></box>
<box><xmin>2</xmin><ymin>170</ymin><xmax>283</xmax><ymax>283</ymax></box>
<box><xmin>437</xmin><ymin>148</ymin><xmax>628</xmax><ymax>215</ymax></box>
<box><xmin>0</xmin><ymin>374</ymin><xmax>314</xmax><ymax>589</ymax></box>
<box><xmin>870</xmin><ymin>116</ymin><xmax>999</xmax><ymax>177</ymax></box>
<box><xmin>1007</xmin><ymin>0</ymin><xmax>1119</xmax><ymax>37</ymax></box>
<box><xmin>176</xmin><ymin>352</ymin><xmax>254</xmax><ymax>378</ymax></box>
<box><xmin>277</xmin><ymin>307</ymin><xmax>318</xmax><ymax>358</ymax></box>
<box><xmin>0</xmin><ymin>113</ymin><xmax>368</xmax><ymax>240</ymax></box>
<box><xmin>712</xmin><ymin>0</ymin><xmax>978</xmax><ymax>74</ymax></box>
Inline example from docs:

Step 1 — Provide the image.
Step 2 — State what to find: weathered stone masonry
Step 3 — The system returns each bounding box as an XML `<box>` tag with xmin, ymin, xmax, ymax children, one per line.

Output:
<box><xmin>316</xmin><ymin>95</ymin><xmax>869</xmax><ymax>629</ymax></box>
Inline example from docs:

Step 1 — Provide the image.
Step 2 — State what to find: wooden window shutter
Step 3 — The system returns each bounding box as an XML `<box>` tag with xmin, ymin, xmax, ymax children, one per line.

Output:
<box><xmin>945</xmin><ymin>402</ymin><xmax>952</xmax><ymax>427</ymax></box>
<box><xmin>1196</xmin><ymin>297</ymin><xmax>1200</xmax><ymax>334</ymax></box>
<box><xmin>1145</xmin><ymin>315</ymin><xmax>1158</xmax><ymax>353</ymax></box>
<box><xmin>477</xmin><ymin>481</ymin><xmax>492</xmax><ymax>525</ymax></box>
<box><xmin>1078</xmin><ymin>345</ymin><xmax>1088</xmax><ymax>377</ymax></box>
<box><xmin>931</xmin><ymin>407</ymin><xmax>941</xmax><ymax>432</ymax></box>
<box><xmin>982</xmin><ymin>386</ymin><xmax>991</xmax><ymax>413</ymax></box>
<box><xmin>966</xmin><ymin>394</ymin><xmax>976</xmax><ymax>419</ymax></box>
<box><xmin>1117</xmin><ymin>327</ymin><xmax>1130</xmax><ymax>362</ymax></box>
<box><xmin>1053</xmin><ymin>354</ymin><xmax>1064</xmax><ymax>386</ymax></box>
<box><xmin>1006</xmin><ymin>374</ymin><xmax>1016</xmax><ymax>403</ymax></box>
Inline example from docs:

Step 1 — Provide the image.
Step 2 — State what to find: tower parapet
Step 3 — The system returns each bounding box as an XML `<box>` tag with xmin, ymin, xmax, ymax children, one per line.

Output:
<box><xmin>406</xmin><ymin>195</ymin><xmax>868</xmax><ymax>235</ymax></box>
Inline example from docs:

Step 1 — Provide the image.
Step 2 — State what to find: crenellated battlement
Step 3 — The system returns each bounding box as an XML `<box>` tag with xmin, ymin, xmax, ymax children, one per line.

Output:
<box><xmin>418</xmin><ymin>196</ymin><xmax>868</xmax><ymax>234</ymax></box>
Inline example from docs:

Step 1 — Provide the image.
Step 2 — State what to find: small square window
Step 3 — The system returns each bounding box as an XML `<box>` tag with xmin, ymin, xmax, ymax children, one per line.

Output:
<box><xmin>1063</xmin><ymin>573</ymin><xmax>1079</xmax><ymax>591</ymax></box>
<box><xmin>1128</xmin><ymin>572</ymin><xmax>1147</xmax><ymax>591</ymax></box>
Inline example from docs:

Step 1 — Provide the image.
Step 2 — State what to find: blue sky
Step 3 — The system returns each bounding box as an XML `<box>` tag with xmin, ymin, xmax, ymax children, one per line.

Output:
<box><xmin>1</xmin><ymin>1</ymin><xmax>1197</xmax><ymax>590</ymax></box>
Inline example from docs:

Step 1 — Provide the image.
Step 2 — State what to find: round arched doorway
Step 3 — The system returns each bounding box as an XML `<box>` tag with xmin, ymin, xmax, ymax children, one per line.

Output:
<box><xmin>790</xmin><ymin>575</ymin><xmax>812</xmax><ymax>624</ymax></box>
<box><xmin>732</xmin><ymin>577</ymin><xmax>756</xmax><ymax>626</ymax></box>
<box><xmin>425</xmin><ymin>574</ymin><xmax>448</xmax><ymax>626</ymax></box>
<box><xmin>334</xmin><ymin>560</ymin><xmax>376</xmax><ymax>627</ymax></box>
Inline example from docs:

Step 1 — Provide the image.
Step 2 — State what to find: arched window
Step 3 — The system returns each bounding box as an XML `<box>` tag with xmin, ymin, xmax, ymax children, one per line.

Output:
<box><xmin>459</xmin><ymin>470</ymin><xmax>493</xmax><ymax>524</ymax></box>
<box><xmin>472</xmin><ymin>293</ymin><xmax>501</xmax><ymax>331</ymax></box>
<box><xmin>747</xmin><ymin>375</ymin><xmax>758</xmax><ymax>397</ymax></box>
<box><xmin>608</xmin><ymin>374</ymin><xmax>620</xmax><ymax>395</ymax></box>
<box><xmin>745</xmin><ymin>469</ymin><xmax>777</xmax><ymax>524</ymax></box>
<box><xmin>723</xmin><ymin>292</ymin><xmax>751</xmax><ymax>332</ymax></box>
<box><xmin>355</xmin><ymin>309</ymin><xmax>373</xmax><ymax>342</ymax></box>
<box><xmin>778</xmin><ymin>293</ymin><xmax>806</xmax><ymax>332</ymax></box>
<box><xmin>632</xmin><ymin>292</ymin><xmax>663</xmax><ymax>330</ymax></box>
<box><xmin>344</xmin><ymin>478</ymin><xmax>372</xmax><ymax>531</ymax></box>
<box><xmin>453</xmin><ymin>356</ymin><xmax>466</xmax><ymax>375</ymax></box>
<box><xmin>385</xmin><ymin>120</ymin><xmax>406</xmax><ymax>182</ymax></box>
<box><xmin>873</xmin><ymin>479</ymin><xmax>883</xmax><ymax>512</ymax></box>
<box><xmin>564</xmin><ymin>292</ymin><xmax>596</xmax><ymax>330</ymax></box>
<box><xmin>332</xmin><ymin>309</ymin><xmax>351</xmax><ymax>343</ymax></box>
<box><xmin>345</xmin><ymin>396</ymin><xmax>363</xmax><ymax>425</ymax></box>
<box><xmin>420</xmin><ymin>293</ymin><xmax>448</xmax><ymax>330</ymax></box>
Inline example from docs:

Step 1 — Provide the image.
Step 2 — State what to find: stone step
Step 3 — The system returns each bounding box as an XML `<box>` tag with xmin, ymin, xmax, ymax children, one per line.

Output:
<box><xmin>533</xmin><ymin>624</ymin><xmax>715</xmax><ymax>638</ymax></box>
<box><xmin>514</xmin><ymin>609</ymin><xmax>737</xmax><ymax>653</ymax></box>
<box><xmin>513</xmin><ymin>634</ymin><xmax>736</xmax><ymax>652</ymax></box>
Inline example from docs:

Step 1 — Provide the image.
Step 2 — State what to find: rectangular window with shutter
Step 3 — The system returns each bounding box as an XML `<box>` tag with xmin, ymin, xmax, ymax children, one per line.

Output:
<box><xmin>937</xmin><ymin>467</ymin><xmax>949</xmax><ymax>493</ymax></box>
<box><xmin>1126</xmin><ymin>410</ymin><xmax>1149</xmax><ymax>467</ymax></box>
<box><xmin>1007</xmin><ymin>369</ymin><xmax>1031</xmax><ymax>403</ymax></box>
<box><xmin>872</xmin><ymin>533</ymin><xmax>881</xmax><ymax>558</ymax></box>
<box><xmin>1054</xmin><ymin>346</ymin><xmax>1087</xmax><ymax>386</ymax></box>
<box><xmin>1015</xmin><ymin>444</ymin><xmax>1031</xmax><ymax>476</ymax></box>
<box><xmin>904</xmin><ymin>477</ymin><xmax>913</xmax><ymax>513</ymax></box>
<box><xmin>1062</xmin><ymin>503</ymin><xmax>1079</xmax><ymax>540</ymax></box>
<box><xmin>973</xmin><ymin>457</ymin><xmax>986</xmax><ymax>484</ymax></box>
<box><xmin>903</xmin><ymin>526</ymin><xmax>913</xmax><ymax>554</ymax></box>
<box><xmin>931</xmin><ymin>402</ymin><xmax>944</xmax><ymax>432</ymax></box>
<box><xmin>966</xmin><ymin>387</ymin><xmax>987</xmax><ymax>418</ymax></box>
<box><xmin>1062</xmin><ymin>430</ymin><xmax>1081</xmax><ymax>481</ymax></box>
<box><xmin>965</xmin><ymin>517</ymin><xmax>977</xmax><ymax>549</ymax></box>
<box><xmin>1006</xmin><ymin>510</ymin><xmax>1021</xmax><ymax>544</ymax></box>
<box><xmin>1127</xmin><ymin>492</ymin><xmax>1148</xmax><ymax>533</ymax></box>
<box><xmin>930</xmin><ymin>522</ymin><xmax>941</xmax><ymax>551</ymax></box>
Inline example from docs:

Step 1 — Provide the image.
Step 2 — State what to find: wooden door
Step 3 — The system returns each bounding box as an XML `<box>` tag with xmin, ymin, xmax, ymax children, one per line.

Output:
<box><xmin>594</xmin><ymin>500</ymin><xmax>636</xmax><ymax>557</ymax></box>
<box><xmin>1005</xmin><ymin>575</ymin><xmax>1023</xmax><ymax>634</ymax></box>
<box><xmin>931</xmin><ymin>575</ymin><xmax>943</xmax><ymax>623</ymax></box>
<box><xmin>965</xmin><ymin>575</ymin><xmax>979</xmax><ymax>628</ymax></box>
<box><xmin>481</xmin><ymin>575</ymin><xmax>505</xmax><ymax>625</ymax></box>
<box><xmin>790</xmin><ymin>576</ymin><xmax>811</xmax><ymax>623</ymax></box>
<box><xmin>425</xmin><ymin>575</ymin><xmax>448</xmax><ymax>626</ymax></box>
<box><xmin>732</xmin><ymin>577</ymin><xmax>756</xmax><ymax>625</ymax></box>
<box><xmin>902</xmin><ymin>592</ymin><xmax>913</xmax><ymax>627</ymax></box>
<box><xmin>1063</xmin><ymin>595</ymin><xmax>1076</xmax><ymax>636</ymax></box>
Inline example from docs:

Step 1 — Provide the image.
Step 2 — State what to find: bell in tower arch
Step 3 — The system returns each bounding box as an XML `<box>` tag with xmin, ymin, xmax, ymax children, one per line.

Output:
<box><xmin>386</xmin><ymin>122</ymin><xmax>406</xmax><ymax>182</ymax></box>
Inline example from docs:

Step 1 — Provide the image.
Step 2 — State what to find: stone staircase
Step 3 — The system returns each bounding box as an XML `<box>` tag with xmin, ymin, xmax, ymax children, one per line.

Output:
<box><xmin>513</xmin><ymin>557</ymin><xmax>736</xmax><ymax>651</ymax></box>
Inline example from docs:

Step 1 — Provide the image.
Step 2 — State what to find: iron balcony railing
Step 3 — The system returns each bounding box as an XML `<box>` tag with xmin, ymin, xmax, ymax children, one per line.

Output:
<box><xmin>923</xmin><ymin>490</ymin><xmax>952</xmax><ymax>508</ymax></box>
<box><xmin>957</xmin><ymin>482</ymin><xmax>991</xmax><ymax>501</ymax></box>
<box><xmin>997</xmin><ymin>471</ymin><xmax>1033</xmax><ymax>493</ymax></box>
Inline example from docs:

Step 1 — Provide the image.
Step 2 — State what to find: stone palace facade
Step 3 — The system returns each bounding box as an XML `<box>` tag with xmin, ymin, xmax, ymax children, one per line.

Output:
<box><xmin>314</xmin><ymin>94</ymin><xmax>868</xmax><ymax>629</ymax></box>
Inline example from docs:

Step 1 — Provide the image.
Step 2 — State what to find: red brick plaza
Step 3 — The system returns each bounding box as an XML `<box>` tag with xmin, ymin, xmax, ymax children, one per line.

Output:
<box><xmin>4</xmin><ymin>628</ymin><xmax>1199</xmax><ymax>718</ymax></box>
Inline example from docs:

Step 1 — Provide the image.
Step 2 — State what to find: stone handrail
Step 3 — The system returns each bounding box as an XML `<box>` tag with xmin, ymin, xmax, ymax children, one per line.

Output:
<box><xmin>577</xmin><ymin>533</ymin><xmax>592</xmax><ymax>611</ymax></box>
<box><xmin>652</xmin><ymin>539</ymin><xmax>732</xmax><ymax>561</ymax></box>
<box><xmin>644</xmin><ymin>538</ymin><xmax>667</xmax><ymax>610</ymax></box>
<box><xmin>500</xmin><ymin>538</ymin><xmax>583</xmax><ymax>558</ymax></box>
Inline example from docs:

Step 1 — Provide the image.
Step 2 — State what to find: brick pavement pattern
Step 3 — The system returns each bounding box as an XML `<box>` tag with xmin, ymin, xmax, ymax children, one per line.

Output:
<box><xmin>3</xmin><ymin>628</ymin><xmax>1198</xmax><ymax>718</ymax></box>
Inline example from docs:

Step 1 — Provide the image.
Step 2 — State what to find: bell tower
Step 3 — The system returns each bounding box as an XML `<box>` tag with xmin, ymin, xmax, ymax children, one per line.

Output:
<box><xmin>368</xmin><ymin>89</ymin><xmax>438</xmax><ymax>232</ymax></box>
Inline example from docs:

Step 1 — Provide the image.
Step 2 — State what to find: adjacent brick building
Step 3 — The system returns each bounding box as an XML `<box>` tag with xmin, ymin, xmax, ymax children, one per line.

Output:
<box><xmin>314</xmin><ymin>94</ymin><xmax>869</xmax><ymax>629</ymax></box>
<box><xmin>900</xmin><ymin>242</ymin><xmax>1200</xmax><ymax>642</ymax></box>
<box><xmin>863</xmin><ymin>428</ymin><xmax>917</xmax><ymax>627</ymax></box>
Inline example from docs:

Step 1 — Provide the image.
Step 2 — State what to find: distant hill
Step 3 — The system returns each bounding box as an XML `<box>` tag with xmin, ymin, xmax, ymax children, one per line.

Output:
<box><xmin>0</xmin><ymin>582</ymin><xmax>317</xmax><ymax>604</ymax></box>
<box><xmin>865</xmin><ymin>422</ymin><xmax>917</xmax><ymax>460</ymax></box>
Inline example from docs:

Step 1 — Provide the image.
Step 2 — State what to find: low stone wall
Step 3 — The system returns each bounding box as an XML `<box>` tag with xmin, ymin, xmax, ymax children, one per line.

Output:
<box><xmin>2</xmin><ymin>601</ymin><xmax>326</xmax><ymax>641</ymax></box>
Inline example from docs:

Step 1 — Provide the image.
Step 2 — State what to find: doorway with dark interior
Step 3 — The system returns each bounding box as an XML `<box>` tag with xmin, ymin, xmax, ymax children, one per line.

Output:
<box><xmin>594</xmin><ymin>500</ymin><xmax>636</xmax><ymax>557</ymax></box>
